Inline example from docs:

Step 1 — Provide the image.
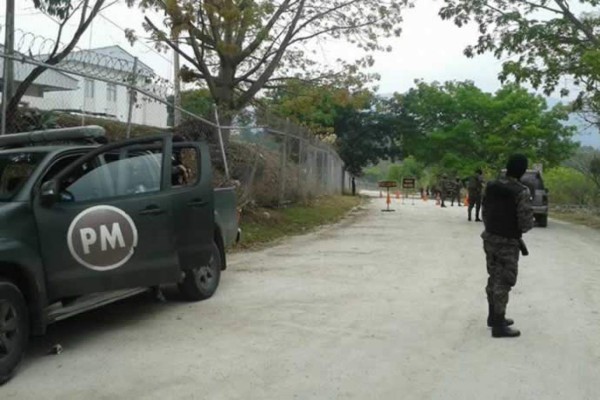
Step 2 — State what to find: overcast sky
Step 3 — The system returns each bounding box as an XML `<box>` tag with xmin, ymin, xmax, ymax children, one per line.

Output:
<box><xmin>3</xmin><ymin>0</ymin><xmax>599</xmax><ymax>146</ymax></box>
<box><xmin>6</xmin><ymin>0</ymin><xmax>506</xmax><ymax>94</ymax></box>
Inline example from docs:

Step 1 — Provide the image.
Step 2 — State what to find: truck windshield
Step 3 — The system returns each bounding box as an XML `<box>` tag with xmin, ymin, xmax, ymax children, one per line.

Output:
<box><xmin>0</xmin><ymin>152</ymin><xmax>46</xmax><ymax>201</ymax></box>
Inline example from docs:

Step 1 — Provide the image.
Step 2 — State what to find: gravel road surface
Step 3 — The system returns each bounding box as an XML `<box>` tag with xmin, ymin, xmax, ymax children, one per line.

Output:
<box><xmin>3</xmin><ymin>194</ymin><xmax>600</xmax><ymax>399</ymax></box>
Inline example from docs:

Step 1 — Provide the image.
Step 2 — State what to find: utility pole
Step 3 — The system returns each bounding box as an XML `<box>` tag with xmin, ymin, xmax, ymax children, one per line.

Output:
<box><xmin>172</xmin><ymin>34</ymin><xmax>182</xmax><ymax>127</ymax></box>
<box><xmin>1</xmin><ymin>0</ymin><xmax>15</xmax><ymax>135</ymax></box>
<box><xmin>126</xmin><ymin>57</ymin><xmax>139</xmax><ymax>139</ymax></box>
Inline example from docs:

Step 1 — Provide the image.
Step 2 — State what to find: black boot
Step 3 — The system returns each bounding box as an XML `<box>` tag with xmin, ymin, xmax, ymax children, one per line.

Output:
<box><xmin>491</xmin><ymin>313</ymin><xmax>520</xmax><ymax>338</ymax></box>
<box><xmin>487</xmin><ymin>303</ymin><xmax>514</xmax><ymax>327</ymax></box>
<box><xmin>468</xmin><ymin>211</ymin><xmax>472</xmax><ymax>221</ymax></box>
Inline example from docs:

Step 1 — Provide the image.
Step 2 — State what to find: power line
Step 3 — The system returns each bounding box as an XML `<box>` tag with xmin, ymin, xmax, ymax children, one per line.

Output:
<box><xmin>96</xmin><ymin>11</ymin><xmax>174</xmax><ymax>66</ymax></box>
<box><xmin>32</xmin><ymin>5</ymin><xmax>173</xmax><ymax>67</ymax></box>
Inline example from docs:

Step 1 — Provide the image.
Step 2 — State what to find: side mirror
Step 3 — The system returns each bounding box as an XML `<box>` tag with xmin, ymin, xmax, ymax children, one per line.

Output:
<box><xmin>40</xmin><ymin>180</ymin><xmax>59</xmax><ymax>206</ymax></box>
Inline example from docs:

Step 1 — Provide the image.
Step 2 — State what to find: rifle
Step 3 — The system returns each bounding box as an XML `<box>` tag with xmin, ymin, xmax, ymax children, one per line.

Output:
<box><xmin>519</xmin><ymin>239</ymin><xmax>529</xmax><ymax>256</ymax></box>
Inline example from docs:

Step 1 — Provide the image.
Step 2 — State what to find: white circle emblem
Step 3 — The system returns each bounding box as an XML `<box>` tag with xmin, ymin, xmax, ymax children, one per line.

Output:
<box><xmin>67</xmin><ymin>205</ymin><xmax>139</xmax><ymax>271</ymax></box>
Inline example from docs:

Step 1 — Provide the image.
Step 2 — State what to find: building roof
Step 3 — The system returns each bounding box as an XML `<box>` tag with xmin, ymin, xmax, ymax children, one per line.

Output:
<box><xmin>0</xmin><ymin>45</ymin><xmax>79</xmax><ymax>92</ymax></box>
<box><xmin>67</xmin><ymin>45</ymin><xmax>155</xmax><ymax>75</ymax></box>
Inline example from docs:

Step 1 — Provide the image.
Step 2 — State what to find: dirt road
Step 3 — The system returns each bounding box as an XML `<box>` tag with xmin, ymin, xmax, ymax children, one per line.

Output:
<box><xmin>4</xmin><ymin>194</ymin><xmax>600</xmax><ymax>399</ymax></box>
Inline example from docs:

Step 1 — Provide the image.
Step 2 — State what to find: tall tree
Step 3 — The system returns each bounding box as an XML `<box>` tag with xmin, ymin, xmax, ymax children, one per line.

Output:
<box><xmin>400</xmin><ymin>81</ymin><xmax>577</xmax><ymax>174</ymax></box>
<box><xmin>265</xmin><ymin>80</ymin><xmax>372</xmax><ymax>139</ymax></box>
<box><xmin>127</xmin><ymin>0</ymin><xmax>410</xmax><ymax>140</ymax></box>
<box><xmin>4</xmin><ymin>0</ymin><xmax>107</xmax><ymax>132</ymax></box>
<box><xmin>439</xmin><ymin>0</ymin><xmax>600</xmax><ymax>126</ymax></box>
<box><xmin>334</xmin><ymin>105</ymin><xmax>400</xmax><ymax>195</ymax></box>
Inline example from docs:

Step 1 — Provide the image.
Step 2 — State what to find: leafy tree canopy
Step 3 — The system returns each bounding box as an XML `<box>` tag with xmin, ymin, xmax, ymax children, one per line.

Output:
<box><xmin>439</xmin><ymin>0</ymin><xmax>600</xmax><ymax>124</ymax></box>
<box><xmin>265</xmin><ymin>80</ymin><xmax>372</xmax><ymax>139</ymax></box>
<box><xmin>399</xmin><ymin>81</ymin><xmax>578</xmax><ymax>176</ymax></box>
<box><xmin>127</xmin><ymin>0</ymin><xmax>411</xmax><ymax>137</ymax></box>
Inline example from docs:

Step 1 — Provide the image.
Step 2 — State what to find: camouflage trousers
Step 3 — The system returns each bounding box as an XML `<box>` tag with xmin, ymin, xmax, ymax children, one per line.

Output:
<box><xmin>484</xmin><ymin>240</ymin><xmax>520</xmax><ymax>315</ymax></box>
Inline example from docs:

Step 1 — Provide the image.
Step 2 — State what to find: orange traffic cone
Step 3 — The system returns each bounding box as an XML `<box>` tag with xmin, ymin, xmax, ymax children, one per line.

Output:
<box><xmin>386</xmin><ymin>191</ymin><xmax>392</xmax><ymax>205</ymax></box>
<box><xmin>464</xmin><ymin>195</ymin><xmax>469</xmax><ymax>207</ymax></box>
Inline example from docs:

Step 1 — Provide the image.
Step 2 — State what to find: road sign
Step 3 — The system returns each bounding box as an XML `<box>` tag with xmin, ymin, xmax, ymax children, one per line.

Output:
<box><xmin>378</xmin><ymin>180</ymin><xmax>398</xmax><ymax>188</ymax></box>
<box><xmin>402</xmin><ymin>178</ymin><xmax>416</xmax><ymax>189</ymax></box>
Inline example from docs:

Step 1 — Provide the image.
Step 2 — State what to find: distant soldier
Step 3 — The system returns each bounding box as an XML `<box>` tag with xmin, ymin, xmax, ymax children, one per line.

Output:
<box><xmin>439</xmin><ymin>174</ymin><xmax>452</xmax><ymax>207</ymax></box>
<box><xmin>450</xmin><ymin>178</ymin><xmax>462</xmax><ymax>206</ymax></box>
<box><xmin>467</xmin><ymin>168</ymin><xmax>484</xmax><ymax>221</ymax></box>
<box><xmin>481</xmin><ymin>154</ymin><xmax>533</xmax><ymax>338</ymax></box>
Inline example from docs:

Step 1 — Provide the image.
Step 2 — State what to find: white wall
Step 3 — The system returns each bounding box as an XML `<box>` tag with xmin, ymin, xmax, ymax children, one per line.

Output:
<box><xmin>24</xmin><ymin>74</ymin><xmax>169</xmax><ymax>128</ymax></box>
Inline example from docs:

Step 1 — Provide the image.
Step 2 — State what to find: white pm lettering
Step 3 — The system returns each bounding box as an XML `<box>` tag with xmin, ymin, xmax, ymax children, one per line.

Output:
<box><xmin>79</xmin><ymin>223</ymin><xmax>126</xmax><ymax>254</ymax></box>
<box><xmin>100</xmin><ymin>223</ymin><xmax>126</xmax><ymax>252</ymax></box>
<box><xmin>80</xmin><ymin>228</ymin><xmax>97</xmax><ymax>255</ymax></box>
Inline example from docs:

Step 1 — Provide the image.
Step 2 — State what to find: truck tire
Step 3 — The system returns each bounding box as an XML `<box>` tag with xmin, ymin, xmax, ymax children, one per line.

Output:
<box><xmin>0</xmin><ymin>279</ymin><xmax>29</xmax><ymax>385</ymax></box>
<box><xmin>535</xmin><ymin>214</ymin><xmax>548</xmax><ymax>228</ymax></box>
<box><xmin>178</xmin><ymin>242</ymin><xmax>222</xmax><ymax>301</ymax></box>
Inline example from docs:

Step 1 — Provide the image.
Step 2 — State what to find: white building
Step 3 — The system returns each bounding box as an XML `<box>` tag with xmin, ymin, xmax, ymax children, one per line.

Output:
<box><xmin>0</xmin><ymin>45</ymin><xmax>79</xmax><ymax>100</ymax></box>
<box><xmin>22</xmin><ymin>46</ymin><xmax>169</xmax><ymax>128</ymax></box>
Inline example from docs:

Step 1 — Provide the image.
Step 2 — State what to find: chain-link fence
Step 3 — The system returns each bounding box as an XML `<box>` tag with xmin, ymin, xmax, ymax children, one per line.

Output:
<box><xmin>226</xmin><ymin>109</ymin><xmax>347</xmax><ymax>207</ymax></box>
<box><xmin>0</xmin><ymin>29</ymin><xmax>349</xmax><ymax>207</ymax></box>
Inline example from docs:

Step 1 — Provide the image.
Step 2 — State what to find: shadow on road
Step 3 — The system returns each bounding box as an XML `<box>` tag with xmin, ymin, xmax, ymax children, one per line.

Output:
<box><xmin>21</xmin><ymin>286</ymin><xmax>190</xmax><ymax>366</ymax></box>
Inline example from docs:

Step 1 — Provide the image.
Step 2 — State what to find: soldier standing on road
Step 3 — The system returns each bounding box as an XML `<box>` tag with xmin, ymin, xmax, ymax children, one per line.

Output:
<box><xmin>467</xmin><ymin>169</ymin><xmax>484</xmax><ymax>221</ymax></box>
<box><xmin>439</xmin><ymin>174</ymin><xmax>451</xmax><ymax>208</ymax></box>
<box><xmin>450</xmin><ymin>178</ymin><xmax>462</xmax><ymax>207</ymax></box>
<box><xmin>481</xmin><ymin>154</ymin><xmax>533</xmax><ymax>338</ymax></box>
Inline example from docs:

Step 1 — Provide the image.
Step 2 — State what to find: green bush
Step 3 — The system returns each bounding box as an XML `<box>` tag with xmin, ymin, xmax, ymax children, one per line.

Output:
<box><xmin>545</xmin><ymin>167</ymin><xmax>597</xmax><ymax>205</ymax></box>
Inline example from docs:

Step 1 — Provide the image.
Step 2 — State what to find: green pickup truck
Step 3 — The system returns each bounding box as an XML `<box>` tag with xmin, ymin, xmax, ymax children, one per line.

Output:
<box><xmin>0</xmin><ymin>126</ymin><xmax>240</xmax><ymax>383</ymax></box>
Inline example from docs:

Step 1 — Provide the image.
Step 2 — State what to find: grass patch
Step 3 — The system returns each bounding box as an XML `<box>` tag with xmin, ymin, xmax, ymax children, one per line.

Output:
<box><xmin>552</xmin><ymin>211</ymin><xmax>600</xmax><ymax>230</ymax></box>
<box><xmin>237</xmin><ymin>195</ymin><xmax>363</xmax><ymax>250</ymax></box>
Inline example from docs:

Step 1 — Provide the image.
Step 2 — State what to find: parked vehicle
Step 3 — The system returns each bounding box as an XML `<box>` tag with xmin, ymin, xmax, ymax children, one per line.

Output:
<box><xmin>520</xmin><ymin>169</ymin><xmax>549</xmax><ymax>227</ymax></box>
<box><xmin>0</xmin><ymin>126</ymin><xmax>240</xmax><ymax>383</ymax></box>
<box><xmin>500</xmin><ymin>168</ymin><xmax>549</xmax><ymax>227</ymax></box>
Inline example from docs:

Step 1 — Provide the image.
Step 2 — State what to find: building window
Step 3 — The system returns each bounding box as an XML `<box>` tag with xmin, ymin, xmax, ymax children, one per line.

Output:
<box><xmin>84</xmin><ymin>79</ymin><xmax>95</xmax><ymax>99</ymax></box>
<box><xmin>107</xmin><ymin>83</ymin><xmax>117</xmax><ymax>103</ymax></box>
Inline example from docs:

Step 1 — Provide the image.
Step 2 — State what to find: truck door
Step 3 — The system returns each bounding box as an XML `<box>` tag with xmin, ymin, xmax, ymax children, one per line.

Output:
<box><xmin>33</xmin><ymin>135</ymin><xmax>180</xmax><ymax>300</ymax></box>
<box><xmin>169</xmin><ymin>142</ymin><xmax>214</xmax><ymax>269</ymax></box>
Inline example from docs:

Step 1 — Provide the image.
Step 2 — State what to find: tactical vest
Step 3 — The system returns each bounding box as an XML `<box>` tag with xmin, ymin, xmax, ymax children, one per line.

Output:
<box><xmin>483</xmin><ymin>180</ymin><xmax>524</xmax><ymax>239</ymax></box>
<box><xmin>468</xmin><ymin>176</ymin><xmax>482</xmax><ymax>196</ymax></box>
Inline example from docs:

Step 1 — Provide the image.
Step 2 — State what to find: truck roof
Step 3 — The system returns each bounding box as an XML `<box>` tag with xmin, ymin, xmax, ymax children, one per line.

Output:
<box><xmin>0</xmin><ymin>145</ymin><xmax>97</xmax><ymax>155</ymax></box>
<box><xmin>0</xmin><ymin>126</ymin><xmax>106</xmax><ymax>150</ymax></box>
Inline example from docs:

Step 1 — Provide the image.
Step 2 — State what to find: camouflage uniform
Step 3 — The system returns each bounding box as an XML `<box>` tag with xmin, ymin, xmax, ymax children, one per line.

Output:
<box><xmin>481</xmin><ymin>177</ymin><xmax>533</xmax><ymax>315</ymax></box>
<box><xmin>439</xmin><ymin>177</ymin><xmax>452</xmax><ymax>207</ymax></box>
<box><xmin>450</xmin><ymin>179</ymin><xmax>462</xmax><ymax>206</ymax></box>
<box><xmin>467</xmin><ymin>174</ymin><xmax>484</xmax><ymax>220</ymax></box>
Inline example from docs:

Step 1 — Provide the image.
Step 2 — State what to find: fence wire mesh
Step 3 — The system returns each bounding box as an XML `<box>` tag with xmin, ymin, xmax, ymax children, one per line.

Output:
<box><xmin>1</xmin><ymin>32</ymin><xmax>349</xmax><ymax>207</ymax></box>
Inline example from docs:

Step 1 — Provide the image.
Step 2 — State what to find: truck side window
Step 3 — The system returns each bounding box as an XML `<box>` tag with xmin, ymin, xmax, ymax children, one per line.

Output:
<box><xmin>60</xmin><ymin>145</ymin><xmax>164</xmax><ymax>202</ymax></box>
<box><xmin>172</xmin><ymin>146</ymin><xmax>199</xmax><ymax>187</ymax></box>
<box><xmin>42</xmin><ymin>154</ymin><xmax>87</xmax><ymax>183</ymax></box>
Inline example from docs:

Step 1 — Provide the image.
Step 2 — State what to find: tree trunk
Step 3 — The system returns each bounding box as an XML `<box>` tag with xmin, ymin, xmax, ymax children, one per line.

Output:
<box><xmin>4</xmin><ymin>65</ymin><xmax>47</xmax><ymax>133</ymax></box>
<box><xmin>352</xmin><ymin>176</ymin><xmax>356</xmax><ymax>196</ymax></box>
<box><xmin>215</xmin><ymin>105</ymin><xmax>233</xmax><ymax>144</ymax></box>
<box><xmin>213</xmin><ymin>62</ymin><xmax>237</xmax><ymax>144</ymax></box>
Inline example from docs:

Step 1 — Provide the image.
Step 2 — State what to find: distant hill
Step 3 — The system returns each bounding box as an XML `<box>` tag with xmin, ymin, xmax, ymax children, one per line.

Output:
<box><xmin>546</xmin><ymin>97</ymin><xmax>600</xmax><ymax>149</ymax></box>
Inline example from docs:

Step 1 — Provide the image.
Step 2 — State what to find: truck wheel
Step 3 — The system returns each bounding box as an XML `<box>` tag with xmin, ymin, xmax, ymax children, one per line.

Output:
<box><xmin>0</xmin><ymin>279</ymin><xmax>29</xmax><ymax>385</ymax></box>
<box><xmin>535</xmin><ymin>214</ymin><xmax>548</xmax><ymax>228</ymax></box>
<box><xmin>178</xmin><ymin>242</ymin><xmax>222</xmax><ymax>301</ymax></box>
